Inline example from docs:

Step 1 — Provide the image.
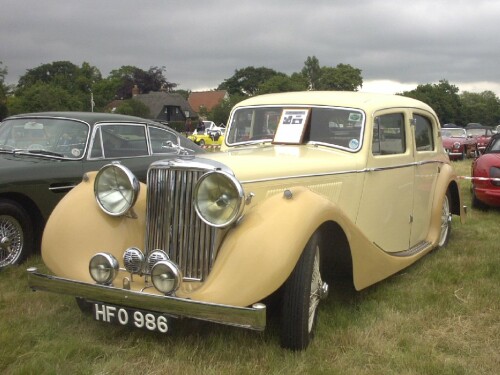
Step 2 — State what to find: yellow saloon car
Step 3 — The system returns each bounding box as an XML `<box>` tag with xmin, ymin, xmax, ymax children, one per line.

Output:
<box><xmin>28</xmin><ymin>91</ymin><xmax>464</xmax><ymax>350</ymax></box>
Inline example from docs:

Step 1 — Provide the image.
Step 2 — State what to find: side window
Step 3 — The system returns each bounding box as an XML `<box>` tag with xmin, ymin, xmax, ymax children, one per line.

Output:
<box><xmin>100</xmin><ymin>124</ymin><xmax>148</xmax><ymax>158</ymax></box>
<box><xmin>372</xmin><ymin>113</ymin><xmax>406</xmax><ymax>155</ymax></box>
<box><xmin>414</xmin><ymin>115</ymin><xmax>434</xmax><ymax>151</ymax></box>
<box><xmin>149</xmin><ymin>126</ymin><xmax>179</xmax><ymax>154</ymax></box>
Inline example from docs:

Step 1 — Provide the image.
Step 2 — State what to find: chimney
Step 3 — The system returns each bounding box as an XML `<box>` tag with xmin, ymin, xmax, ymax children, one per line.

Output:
<box><xmin>132</xmin><ymin>85</ymin><xmax>140</xmax><ymax>97</ymax></box>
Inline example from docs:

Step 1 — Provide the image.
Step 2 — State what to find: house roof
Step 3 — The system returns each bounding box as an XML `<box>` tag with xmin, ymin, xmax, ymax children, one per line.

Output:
<box><xmin>134</xmin><ymin>92</ymin><xmax>197</xmax><ymax>119</ymax></box>
<box><xmin>188</xmin><ymin>90</ymin><xmax>228</xmax><ymax>112</ymax></box>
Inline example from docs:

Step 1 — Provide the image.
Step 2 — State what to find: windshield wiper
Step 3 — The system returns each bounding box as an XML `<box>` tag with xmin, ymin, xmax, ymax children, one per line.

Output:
<box><xmin>14</xmin><ymin>149</ymin><xmax>65</xmax><ymax>158</ymax></box>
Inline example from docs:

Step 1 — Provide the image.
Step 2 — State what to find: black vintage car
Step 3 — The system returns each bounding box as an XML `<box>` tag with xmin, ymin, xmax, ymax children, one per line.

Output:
<box><xmin>0</xmin><ymin>112</ymin><xmax>202</xmax><ymax>268</ymax></box>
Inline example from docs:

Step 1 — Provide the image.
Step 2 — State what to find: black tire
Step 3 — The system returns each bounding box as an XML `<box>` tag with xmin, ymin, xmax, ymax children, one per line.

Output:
<box><xmin>438</xmin><ymin>191</ymin><xmax>452</xmax><ymax>248</ymax></box>
<box><xmin>0</xmin><ymin>200</ymin><xmax>34</xmax><ymax>268</ymax></box>
<box><xmin>280</xmin><ymin>231</ymin><xmax>328</xmax><ymax>350</ymax></box>
<box><xmin>198</xmin><ymin>139</ymin><xmax>205</xmax><ymax>146</ymax></box>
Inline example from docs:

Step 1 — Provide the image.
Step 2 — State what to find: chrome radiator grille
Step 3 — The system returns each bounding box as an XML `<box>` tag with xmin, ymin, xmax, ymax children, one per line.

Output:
<box><xmin>145</xmin><ymin>166</ymin><xmax>216</xmax><ymax>281</ymax></box>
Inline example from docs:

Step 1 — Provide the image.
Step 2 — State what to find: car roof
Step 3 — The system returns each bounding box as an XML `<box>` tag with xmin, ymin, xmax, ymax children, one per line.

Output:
<box><xmin>232</xmin><ymin>91</ymin><xmax>436</xmax><ymax>114</ymax></box>
<box><xmin>4</xmin><ymin>111</ymin><xmax>159</xmax><ymax>126</ymax></box>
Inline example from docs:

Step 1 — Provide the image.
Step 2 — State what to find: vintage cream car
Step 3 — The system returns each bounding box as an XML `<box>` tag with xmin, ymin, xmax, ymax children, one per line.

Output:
<box><xmin>28</xmin><ymin>92</ymin><xmax>464</xmax><ymax>350</ymax></box>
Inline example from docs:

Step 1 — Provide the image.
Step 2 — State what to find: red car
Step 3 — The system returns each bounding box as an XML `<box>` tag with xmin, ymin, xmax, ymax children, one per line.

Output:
<box><xmin>466</xmin><ymin>125</ymin><xmax>494</xmax><ymax>154</ymax></box>
<box><xmin>471</xmin><ymin>133</ymin><xmax>500</xmax><ymax>208</ymax></box>
<box><xmin>441</xmin><ymin>126</ymin><xmax>477</xmax><ymax>160</ymax></box>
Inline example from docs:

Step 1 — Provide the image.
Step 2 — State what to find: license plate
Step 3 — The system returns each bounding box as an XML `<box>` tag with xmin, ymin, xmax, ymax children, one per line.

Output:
<box><xmin>92</xmin><ymin>302</ymin><xmax>170</xmax><ymax>333</ymax></box>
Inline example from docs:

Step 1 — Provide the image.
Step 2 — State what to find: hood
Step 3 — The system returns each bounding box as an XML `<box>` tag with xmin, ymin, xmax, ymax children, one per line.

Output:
<box><xmin>198</xmin><ymin>145</ymin><xmax>366</xmax><ymax>182</ymax></box>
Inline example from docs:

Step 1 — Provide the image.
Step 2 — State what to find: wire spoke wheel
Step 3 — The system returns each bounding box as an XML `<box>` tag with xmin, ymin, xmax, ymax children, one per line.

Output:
<box><xmin>281</xmin><ymin>231</ymin><xmax>328</xmax><ymax>350</ymax></box>
<box><xmin>438</xmin><ymin>191</ymin><xmax>452</xmax><ymax>247</ymax></box>
<box><xmin>0</xmin><ymin>215</ymin><xmax>24</xmax><ymax>267</ymax></box>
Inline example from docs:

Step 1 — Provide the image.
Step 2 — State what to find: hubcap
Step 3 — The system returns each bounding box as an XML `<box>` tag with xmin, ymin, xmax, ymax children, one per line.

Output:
<box><xmin>0</xmin><ymin>215</ymin><xmax>24</xmax><ymax>267</ymax></box>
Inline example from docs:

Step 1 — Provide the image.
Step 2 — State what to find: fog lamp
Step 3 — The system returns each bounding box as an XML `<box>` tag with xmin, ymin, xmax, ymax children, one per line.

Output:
<box><xmin>123</xmin><ymin>247</ymin><xmax>145</xmax><ymax>274</ymax></box>
<box><xmin>194</xmin><ymin>171</ymin><xmax>244</xmax><ymax>227</ymax></box>
<box><xmin>94</xmin><ymin>163</ymin><xmax>140</xmax><ymax>216</ymax></box>
<box><xmin>146</xmin><ymin>250</ymin><xmax>169</xmax><ymax>273</ymax></box>
<box><xmin>151</xmin><ymin>260</ymin><xmax>181</xmax><ymax>295</ymax></box>
<box><xmin>89</xmin><ymin>252</ymin><xmax>119</xmax><ymax>285</ymax></box>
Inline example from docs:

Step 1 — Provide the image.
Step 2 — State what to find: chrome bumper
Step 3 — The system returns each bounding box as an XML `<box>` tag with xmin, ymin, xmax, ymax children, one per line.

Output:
<box><xmin>27</xmin><ymin>268</ymin><xmax>266</xmax><ymax>331</ymax></box>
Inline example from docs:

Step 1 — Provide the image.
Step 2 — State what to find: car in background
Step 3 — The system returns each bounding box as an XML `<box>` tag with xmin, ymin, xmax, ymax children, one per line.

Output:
<box><xmin>28</xmin><ymin>92</ymin><xmax>464</xmax><ymax>350</ymax></box>
<box><xmin>441</xmin><ymin>124</ymin><xmax>477</xmax><ymax>160</ymax></box>
<box><xmin>188</xmin><ymin>127</ymin><xmax>225</xmax><ymax>147</ymax></box>
<box><xmin>465</xmin><ymin>123</ymin><xmax>495</xmax><ymax>154</ymax></box>
<box><xmin>471</xmin><ymin>133</ymin><xmax>500</xmax><ymax>208</ymax></box>
<box><xmin>0</xmin><ymin>112</ymin><xmax>202</xmax><ymax>268</ymax></box>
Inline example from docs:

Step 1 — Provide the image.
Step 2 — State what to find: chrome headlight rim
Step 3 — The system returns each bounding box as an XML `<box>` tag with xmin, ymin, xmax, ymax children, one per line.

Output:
<box><xmin>94</xmin><ymin>163</ymin><xmax>140</xmax><ymax>216</ymax></box>
<box><xmin>193</xmin><ymin>170</ymin><xmax>245</xmax><ymax>228</ymax></box>
<box><xmin>151</xmin><ymin>260</ymin><xmax>182</xmax><ymax>295</ymax></box>
<box><xmin>89</xmin><ymin>252</ymin><xmax>119</xmax><ymax>285</ymax></box>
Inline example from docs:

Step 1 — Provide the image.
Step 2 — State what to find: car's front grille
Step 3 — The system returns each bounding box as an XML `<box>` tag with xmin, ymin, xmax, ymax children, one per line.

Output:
<box><xmin>145</xmin><ymin>165</ymin><xmax>216</xmax><ymax>281</ymax></box>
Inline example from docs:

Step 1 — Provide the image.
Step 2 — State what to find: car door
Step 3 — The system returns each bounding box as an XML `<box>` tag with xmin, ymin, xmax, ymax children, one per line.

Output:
<box><xmin>356</xmin><ymin>110</ymin><xmax>415</xmax><ymax>253</ymax></box>
<box><xmin>410</xmin><ymin>112</ymin><xmax>440</xmax><ymax>247</ymax></box>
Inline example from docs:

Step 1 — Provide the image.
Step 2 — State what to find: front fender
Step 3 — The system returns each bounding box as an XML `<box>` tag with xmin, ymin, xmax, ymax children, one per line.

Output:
<box><xmin>185</xmin><ymin>186</ymin><xmax>346</xmax><ymax>306</ymax></box>
<box><xmin>41</xmin><ymin>172</ymin><xmax>147</xmax><ymax>281</ymax></box>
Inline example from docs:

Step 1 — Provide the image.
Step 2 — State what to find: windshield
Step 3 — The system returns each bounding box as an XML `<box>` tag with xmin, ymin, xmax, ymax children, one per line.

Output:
<box><xmin>466</xmin><ymin>129</ymin><xmax>487</xmax><ymax>137</ymax></box>
<box><xmin>226</xmin><ymin>106</ymin><xmax>364</xmax><ymax>151</ymax></box>
<box><xmin>0</xmin><ymin>118</ymin><xmax>89</xmax><ymax>159</ymax></box>
<box><xmin>442</xmin><ymin>128</ymin><xmax>466</xmax><ymax>138</ymax></box>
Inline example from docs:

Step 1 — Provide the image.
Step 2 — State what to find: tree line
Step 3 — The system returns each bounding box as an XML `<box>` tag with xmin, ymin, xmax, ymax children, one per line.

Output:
<box><xmin>1</xmin><ymin>58</ymin><xmax>499</xmax><ymax>128</ymax></box>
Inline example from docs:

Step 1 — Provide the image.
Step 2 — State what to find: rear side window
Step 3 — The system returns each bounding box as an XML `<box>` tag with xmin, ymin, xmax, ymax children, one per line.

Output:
<box><xmin>414</xmin><ymin>115</ymin><xmax>434</xmax><ymax>151</ymax></box>
<box><xmin>372</xmin><ymin>113</ymin><xmax>406</xmax><ymax>155</ymax></box>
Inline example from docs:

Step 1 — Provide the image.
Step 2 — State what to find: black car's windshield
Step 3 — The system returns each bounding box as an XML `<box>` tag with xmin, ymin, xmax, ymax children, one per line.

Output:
<box><xmin>226</xmin><ymin>106</ymin><xmax>364</xmax><ymax>151</ymax></box>
<box><xmin>0</xmin><ymin>118</ymin><xmax>89</xmax><ymax>159</ymax></box>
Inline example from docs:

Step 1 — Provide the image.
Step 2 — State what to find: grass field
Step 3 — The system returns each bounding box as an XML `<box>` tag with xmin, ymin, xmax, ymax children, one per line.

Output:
<box><xmin>0</xmin><ymin>160</ymin><xmax>498</xmax><ymax>375</ymax></box>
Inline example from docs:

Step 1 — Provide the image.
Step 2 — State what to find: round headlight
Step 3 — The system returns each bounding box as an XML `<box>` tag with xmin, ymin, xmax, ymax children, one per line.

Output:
<box><xmin>453</xmin><ymin>142</ymin><xmax>461</xmax><ymax>149</ymax></box>
<box><xmin>194</xmin><ymin>171</ymin><xmax>244</xmax><ymax>227</ymax></box>
<box><xmin>94</xmin><ymin>163</ymin><xmax>140</xmax><ymax>216</ymax></box>
<box><xmin>123</xmin><ymin>247</ymin><xmax>145</xmax><ymax>274</ymax></box>
<box><xmin>151</xmin><ymin>260</ymin><xmax>181</xmax><ymax>295</ymax></box>
<box><xmin>89</xmin><ymin>252</ymin><xmax>119</xmax><ymax>285</ymax></box>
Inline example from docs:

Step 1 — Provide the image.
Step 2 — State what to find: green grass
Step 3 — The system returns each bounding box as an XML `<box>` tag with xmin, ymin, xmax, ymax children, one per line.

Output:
<box><xmin>1</xmin><ymin>160</ymin><xmax>498</xmax><ymax>374</ymax></box>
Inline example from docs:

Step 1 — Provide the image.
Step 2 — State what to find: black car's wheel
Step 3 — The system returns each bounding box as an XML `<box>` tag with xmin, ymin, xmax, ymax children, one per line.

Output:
<box><xmin>280</xmin><ymin>231</ymin><xmax>328</xmax><ymax>350</ymax></box>
<box><xmin>438</xmin><ymin>191</ymin><xmax>452</xmax><ymax>248</ymax></box>
<box><xmin>0</xmin><ymin>200</ymin><xmax>34</xmax><ymax>268</ymax></box>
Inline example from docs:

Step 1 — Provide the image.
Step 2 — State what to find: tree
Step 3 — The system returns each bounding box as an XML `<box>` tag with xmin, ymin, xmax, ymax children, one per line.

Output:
<box><xmin>257</xmin><ymin>73</ymin><xmax>308</xmax><ymax>94</ymax></box>
<box><xmin>400</xmin><ymin>80</ymin><xmax>463</xmax><ymax>125</ymax></box>
<box><xmin>7</xmin><ymin>82</ymin><xmax>83</xmax><ymax>115</ymax></box>
<box><xmin>113</xmin><ymin>99</ymin><xmax>150</xmax><ymax>117</ymax></box>
<box><xmin>108</xmin><ymin>65</ymin><xmax>176</xmax><ymax>99</ymax></box>
<box><xmin>317</xmin><ymin>64</ymin><xmax>363</xmax><ymax>91</ymax></box>
<box><xmin>218</xmin><ymin>67</ymin><xmax>284</xmax><ymax>96</ymax></box>
<box><xmin>460</xmin><ymin>91</ymin><xmax>500</xmax><ymax>126</ymax></box>
<box><xmin>209</xmin><ymin>94</ymin><xmax>246</xmax><ymax>125</ymax></box>
<box><xmin>301</xmin><ymin>56</ymin><xmax>321</xmax><ymax>90</ymax></box>
<box><xmin>0</xmin><ymin>62</ymin><xmax>9</xmax><ymax>119</ymax></box>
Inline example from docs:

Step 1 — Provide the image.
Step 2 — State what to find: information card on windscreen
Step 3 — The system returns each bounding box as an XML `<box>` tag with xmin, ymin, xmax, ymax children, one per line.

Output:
<box><xmin>273</xmin><ymin>109</ymin><xmax>310</xmax><ymax>144</ymax></box>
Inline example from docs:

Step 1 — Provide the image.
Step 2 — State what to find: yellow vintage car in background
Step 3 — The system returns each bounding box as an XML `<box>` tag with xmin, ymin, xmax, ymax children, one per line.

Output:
<box><xmin>187</xmin><ymin>127</ymin><xmax>225</xmax><ymax>147</ymax></box>
<box><xmin>28</xmin><ymin>91</ymin><xmax>464</xmax><ymax>350</ymax></box>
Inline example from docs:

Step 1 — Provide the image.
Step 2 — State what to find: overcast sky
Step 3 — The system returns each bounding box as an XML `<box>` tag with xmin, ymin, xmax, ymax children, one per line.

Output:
<box><xmin>2</xmin><ymin>0</ymin><xmax>500</xmax><ymax>95</ymax></box>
